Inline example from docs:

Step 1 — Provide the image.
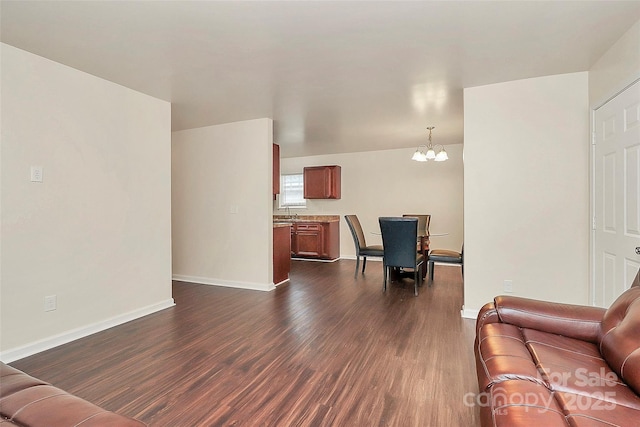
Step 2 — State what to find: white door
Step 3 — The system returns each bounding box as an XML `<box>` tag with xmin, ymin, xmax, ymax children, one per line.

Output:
<box><xmin>593</xmin><ymin>80</ymin><xmax>640</xmax><ymax>307</ymax></box>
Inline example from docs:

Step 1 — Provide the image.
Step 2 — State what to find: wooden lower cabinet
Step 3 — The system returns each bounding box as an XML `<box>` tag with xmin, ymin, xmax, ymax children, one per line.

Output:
<box><xmin>273</xmin><ymin>224</ymin><xmax>291</xmax><ymax>284</ymax></box>
<box><xmin>291</xmin><ymin>221</ymin><xmax>339</xmax><ymax>260</ymax></box>
<box><xmin>294</xmin><ymin>223</ymin><xmax>323</xmax><ymax>257</ymax></box>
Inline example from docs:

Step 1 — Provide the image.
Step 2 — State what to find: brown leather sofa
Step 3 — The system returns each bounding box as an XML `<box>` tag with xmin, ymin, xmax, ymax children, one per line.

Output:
<box><xmin>474</xmin><ymin>270</ymin><xmax>640</xmax><ymax>426</ymax></box>
<box><xmin>0</xmin><ymin>362</ymin><xmax>145</xmax><ymax>426</ymax></box>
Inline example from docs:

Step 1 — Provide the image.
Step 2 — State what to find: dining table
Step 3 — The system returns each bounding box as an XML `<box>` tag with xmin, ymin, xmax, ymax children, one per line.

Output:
<box><xmin>372</xmin><ymin>231</ymin><xmax>449</xmax><ymax>278</ymax></box>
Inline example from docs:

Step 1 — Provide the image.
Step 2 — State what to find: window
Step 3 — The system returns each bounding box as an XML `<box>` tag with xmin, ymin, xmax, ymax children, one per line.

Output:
<box><xmin>279</xmin><ymin>173</ymin><xmax>306</xmax><ymax>208</ymax></box>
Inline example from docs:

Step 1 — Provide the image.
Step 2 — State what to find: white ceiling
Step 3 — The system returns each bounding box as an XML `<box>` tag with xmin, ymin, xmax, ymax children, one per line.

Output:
<box><xmin>2</xmin><ymin>1</ymin><xmax>640</xmax><ymax>158</ymax></box>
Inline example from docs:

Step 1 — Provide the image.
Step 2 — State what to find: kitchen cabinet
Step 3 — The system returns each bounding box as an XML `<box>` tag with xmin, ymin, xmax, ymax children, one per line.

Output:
<box><xmin>273</xmin><ymin>143</ymin><xmax>280</xmax><ymax>196</ymax></box>
<box><xmin>273</xmin><ymin>224</ymin><xmax>290</xmax><ymax>284</ymax></box>
<box><xmin>291</xmin><ymin>221</ymin><xmax>340</xmax><ymax>260</ymax></box>
<box><xmin>292</xmin><ymin>223</ymin><xmax>323</xmax><ymax>257</ymax></box>
<box><xmin>303</xmin><ymin>165</ymin><xmax>341</xmax><ymax>199</ymax></box>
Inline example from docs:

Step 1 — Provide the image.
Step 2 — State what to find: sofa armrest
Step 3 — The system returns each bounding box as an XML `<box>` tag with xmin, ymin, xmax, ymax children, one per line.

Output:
<box><xmin>0</xmin><ymin>362</ymin><xmax>146</xmax><ymax>427</ymax></box>
<box><xmin>475</xmin><ymin>301</ymin><xmax>500</xmax><ymax>337</ymax></box>
<box><xmin>493</xmin><ymin>296</ymin><xmax>605</xmax><ymax>343</ymax></box>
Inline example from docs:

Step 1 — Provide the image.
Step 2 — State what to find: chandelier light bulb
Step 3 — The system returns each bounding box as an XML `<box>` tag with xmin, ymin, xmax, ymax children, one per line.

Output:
<box><xmin>411</xmin><ymin>126</ymin><xmax>447</xmax><ymax>162</ymax></box>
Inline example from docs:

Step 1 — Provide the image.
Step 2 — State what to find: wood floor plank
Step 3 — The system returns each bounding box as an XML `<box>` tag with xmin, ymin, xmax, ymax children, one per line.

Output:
<box><xmin>10</xmin><ymin>259</ymin><xmax>480</xmax><ymax>426</ymax></box>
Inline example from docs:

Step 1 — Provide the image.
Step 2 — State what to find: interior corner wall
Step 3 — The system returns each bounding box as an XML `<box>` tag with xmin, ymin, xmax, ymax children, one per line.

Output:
<box><xmin>0</xmin><ymin>44</ymin><xmax>173</xmax><ymax>360</ymax></box>
<box><xmin>277</xmin><ymin>145</ymin><xmax>464</xmax><ymax>259</ymax></box>
<box><xmin>172</xmin><ymin>119</ymin><xmax>273</xmax><ymax>291</ymax></box>
<box><xmin>589</xmin><ymin>19</ymin><xmax>640</xmax><ymax>108</ymax></box>
<box><xmin>463</xmin><ymin>72</ymin><xmax>590</xmax><ymax>315</ymax></box>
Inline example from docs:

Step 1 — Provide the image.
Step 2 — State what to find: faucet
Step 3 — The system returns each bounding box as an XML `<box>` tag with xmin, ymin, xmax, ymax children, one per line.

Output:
<box><xmin>286</xmin><ymin>206</ymin><xmax>291</xmax><ymax>219</ymax></box>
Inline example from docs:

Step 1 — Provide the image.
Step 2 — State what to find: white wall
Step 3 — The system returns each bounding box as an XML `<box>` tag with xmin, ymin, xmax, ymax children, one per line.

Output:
<box><xmin>0</xmin><ymin>44</ymin><xmax>173</xmax><ymax>361</ymax></box>
<box><xmin>463</xmin><ymin>72</ymin><xmax>590</xmax><ymax>315</ymax></box>
<box><xmin>589</xmin><ymin>20</ymin><xmax>640</xmax><ymax>108</ymax></box>
<box><xmin>172</xmin><ymin>119</ymin><xmax>274</xmax><ymax>290</ymax></box>
<box><xmin>278</xmin><ymin>145</ymin><xmax>464</xmax><ymax>258</ymax></box>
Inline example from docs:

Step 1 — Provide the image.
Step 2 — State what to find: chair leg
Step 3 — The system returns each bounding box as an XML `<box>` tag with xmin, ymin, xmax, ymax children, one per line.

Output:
<box><xmin>428</xmin><ymin>260</ymin><xmax>435</xmax><ymax>285</ymax></box>
<box><xmin>383</xmin><ymin>266</ymin><xmax>388</xmax><ymax>292</ymax></box>
<box><xmin>414</xmin><ymin>268</ymin><xmax>419</xmax><ymax>296</ymax></box>
<box><xmin>354</xmin><ymin>256</ymin><xmax>360</xmax><ymax>278</ymax></box>
<box><xmin>362</xmin><ymin>257</ymin><xmax>367</xmax><ymax>274</ymax></box>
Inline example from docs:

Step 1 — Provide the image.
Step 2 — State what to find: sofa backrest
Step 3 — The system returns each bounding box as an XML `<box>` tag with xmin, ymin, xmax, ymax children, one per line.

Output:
<box><xmin>599</xmin><ymin>269</ymin><xmax>640</xmax><ymax>395</ymax></box>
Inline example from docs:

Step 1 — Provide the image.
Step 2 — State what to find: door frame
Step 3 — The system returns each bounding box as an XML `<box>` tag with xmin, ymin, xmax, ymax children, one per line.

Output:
<box><xmin>590</xmin><ymin>77</ymin><xmax>640</xmax><ymax>305</ymax></box>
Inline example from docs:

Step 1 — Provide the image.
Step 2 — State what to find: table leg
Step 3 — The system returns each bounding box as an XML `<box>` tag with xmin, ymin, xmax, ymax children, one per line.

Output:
<box><xmin>420</xmin><ymin>236</ymin><xmax>429</xmax><ymax>279</ymax></box>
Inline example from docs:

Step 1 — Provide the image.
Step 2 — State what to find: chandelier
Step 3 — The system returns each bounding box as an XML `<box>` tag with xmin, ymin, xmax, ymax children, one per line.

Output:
<box><xmin>411</xmin><ymin>126</ymin><xmax>448</xmax><ymax>162</ymax></box>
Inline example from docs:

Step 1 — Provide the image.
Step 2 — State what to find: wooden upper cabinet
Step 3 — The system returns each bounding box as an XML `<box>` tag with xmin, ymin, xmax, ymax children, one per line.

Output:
<box><xmin>303</xmin><ymin>165</ymin><xmax>341</xmax><ymax>199</ymax></box>
<box><xmin>273</xmin><ymin>143</ymin><xmax>280</xmax><ymax>195</ymax></box>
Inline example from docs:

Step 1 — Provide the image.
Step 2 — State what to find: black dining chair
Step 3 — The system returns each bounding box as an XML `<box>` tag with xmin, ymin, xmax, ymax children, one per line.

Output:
<box><xmin>344</xmin><ymin>215</ymin><xmax>384</xmax><ymax>278</ymax></box>
<box><xmin>379</xmin><ymin>217</ymin><xmax>425</xmax><ymax>296</ymax></box>
<box><xmin>428</xmin><ymin>245</ymin><xmax>463</xmax><ymax>284</ymax></box>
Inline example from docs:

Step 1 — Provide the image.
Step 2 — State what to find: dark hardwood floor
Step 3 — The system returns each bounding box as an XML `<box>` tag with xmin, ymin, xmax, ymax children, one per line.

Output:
<box><xmin>11</xmin><ymin>260</ymin><xmax>480</xmax><ymax>426</ymax></box>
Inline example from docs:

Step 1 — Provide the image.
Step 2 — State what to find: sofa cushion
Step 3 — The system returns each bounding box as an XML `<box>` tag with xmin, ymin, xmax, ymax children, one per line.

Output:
<box><xmin>0</xmin><ymin>384</ymin><xmax>126</xmax><ymax>427</ymax></box>
<box><xmin>0</xmin><ymin>362</ymin><xmax>145</xmax><ymax>427</ymax></box>
<box><xmin>0</xmin><ymin>364</ymin><xmax>48</xmax><ymax>397</ymax></box>
<box><xmin>481</xmin><ymin>380</ymin><xmax>568</xmax><ymax>427</ymax></box>
<box><xmin>523</xmin><ymin>329</ymin><xmax>610</xmax><ymax>388</ymax></box>
<box><xmin>522</xmin><ymin>329</ymin><xmax>640</xmax><ymax>412</ymax></box>
<box><xmin>556</xmin><ymin>391</ymin><xmax>640</xmax><ymax>427</ymax></box>
<box><xmin>494</xmin><ymin>296</ymin><xmax>604</xmax><ymax>343</ymax></box>
<box><xmin>598</xmin><ymin>285</ymin><xmax>640</xmax><ymax>396</ymax></box>
<box><xmin>476</xmin><ymin>323</ymin><xmax>544</xmax><ymax>391</ymax></box>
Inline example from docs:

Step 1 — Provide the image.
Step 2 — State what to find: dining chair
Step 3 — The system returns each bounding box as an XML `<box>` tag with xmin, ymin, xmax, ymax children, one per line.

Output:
<box><xmin>428</xmin><ymin>245</ymin><xmax>463</xmax><ymax>284</ymax></box>
<box><xmin>379</xmin><ymin>217</ymin><xmax>425</xmax><ymax>296</ymax></box>
<box><xmin>402</xmin><ymin>214</ymin><xmax>431</xmax><ymax>277</ymax></box>
<box><xmin>344</xmin><ymin>215</ymin><xmax>384</xmax><ymax>278</ymax></box>
<box><xmin>402</xmin><ymin>214</ymin><xmax>431</xmax><ymax>237</ymax></box>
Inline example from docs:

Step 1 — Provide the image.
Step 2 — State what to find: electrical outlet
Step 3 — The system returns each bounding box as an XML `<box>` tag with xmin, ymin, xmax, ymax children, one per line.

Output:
<box><xmin>44</xmin><ymin>295</ymin><xmax>57</xmax><ymax>312</ymax></box>
<box><xmin>504</xmin><ymin>280</ymin><xmax>513</xmax><ymax>293</ymax></box>
<box><xmin>30</xmin><ymin>166</ymin><xmax>43</xmax><ymax>182</ymax></box>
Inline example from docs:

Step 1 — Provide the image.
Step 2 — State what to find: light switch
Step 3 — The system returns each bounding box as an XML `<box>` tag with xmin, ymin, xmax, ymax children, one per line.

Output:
<box><xmin>503</xmin><ymin>280</ymin><xmax>513</xmax><ymax>293</ymax></box>
<box><xmin>30</xmin><ymin>166</ymin><xmax>43</xmax><ymax>182</ymax></box>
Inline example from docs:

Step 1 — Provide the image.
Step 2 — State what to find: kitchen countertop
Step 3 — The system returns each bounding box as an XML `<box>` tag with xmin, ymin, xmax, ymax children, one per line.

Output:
<box><xmin>273</xmin><ymin>215</ymin><xmax>340</xmax><ymax>223</ymax></box>
<box><xmin>273</xmin><ymin>222</ymin><xmax>292</xmax><ymax>228</ymax></box>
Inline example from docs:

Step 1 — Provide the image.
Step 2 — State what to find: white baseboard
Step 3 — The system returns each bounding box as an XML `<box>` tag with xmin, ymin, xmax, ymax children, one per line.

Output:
<box><xmin>173</xmin><ymin>274</ymin><xmax>275</xmax><ymax>292</ymax></box>
<box><xmin>274</xmin><ymin>278</ymin><xmax>290</xmax><ymax>287</ymax></box>
<box><xmin>0</xmin><ymin>298</ymin><xmax>175</xmax><ymax>364</ymax></box>
<box><xmin>338</xmin><ymin>255</ymin><xmax>382</xmax><ymax>262</ymax></box>
<box><xmin>461</xmin><ymin>308</ymin><xmax>480</xmax><ymax>319</ymax></box>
